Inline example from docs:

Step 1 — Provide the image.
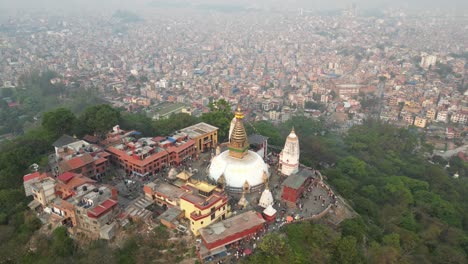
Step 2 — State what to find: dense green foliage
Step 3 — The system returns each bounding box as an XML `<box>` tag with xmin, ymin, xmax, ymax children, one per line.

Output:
<box><xmin>42</xmin><ymin>108</ymin><xmax>77</xmax><ymax>139</ymax></box>
<box><xmin>246</xmin><ymin>120</ymin><xmax>468</xmax><ymax>264</ymax></box>
<box><xmin>0</xmin><ymin>127</ymin><xmax>53</xmax><ymax>261</ymax></box>
<box><xmin>0</xmin><ymin>71</ymin><xmax>104</xmax><ymax>135</ymax></box>
<box><xmin>119</xmin><ymin>99</ymin><xmax>231</xmax><ymax>139</ymax></box>
<box><xmin>77</xmin><ymin>104</ymin><xmax>121</xmax><ymax>137</ymax></box>
<box><xmin>201</xmin><ymin>99</ymin><xmax>234</xmax><ymax>141</ymax></box>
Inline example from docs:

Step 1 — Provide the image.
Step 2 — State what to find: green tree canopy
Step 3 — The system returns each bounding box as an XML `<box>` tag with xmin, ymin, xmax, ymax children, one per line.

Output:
<box><xmin>332</xmin><ymin>236</ymin><xmax>361</xmax><ymax>264</ymax></box>
<box><xmin>201</xmin><ymin>99</ymin><xmax>233</xmax><ymax>142</ymax></box>
<box><xmin>42</xmin><ymin>108</ymin><xmax>77</xmax><ymax>139</ymax></box>
<box><xmin>78</xmin><ymin>104</ymin><xmax>121</xmax><ymax>137</ymax></box>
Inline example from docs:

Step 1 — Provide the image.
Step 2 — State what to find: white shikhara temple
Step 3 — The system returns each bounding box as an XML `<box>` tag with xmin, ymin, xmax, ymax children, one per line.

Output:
<box><xmin>258</xmin><ymin>173</ymin><xmax>274</xmax><ymax>208</ymax></box>
<box><xmin>279</xmin><ymin>128</ymin><xmax>300</xmax><ymax>176</ymax></box>
<box><xmin>209</xmin><ymin>106</ymin><xmax>269</xmax><ymax>191</ymax></box>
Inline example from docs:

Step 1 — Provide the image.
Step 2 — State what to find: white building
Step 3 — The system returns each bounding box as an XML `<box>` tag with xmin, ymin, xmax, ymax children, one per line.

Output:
<box><xmin>258</xmin><ymin>175</ymin><xmax>274</xmax><ymax>208</ymax></box>
<box><xmin>436</xmin><ymin>111</ymin><xmax>448</xmax><ymax>123</ymax></box>
<box><xmin>279</xmin><ymin>128</ymin><xmax>300</xmax><ymax>176</ymax></box>
<box><xmin>451</xmin><ymin>112</ymin><xmax>467</xmax><ymax>124</ymax></box>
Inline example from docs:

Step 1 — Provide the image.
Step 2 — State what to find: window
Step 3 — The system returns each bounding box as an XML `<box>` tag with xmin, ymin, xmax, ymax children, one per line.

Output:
<box><xmin>201</xmin><ymin>221</ymin><xmax>204</xmax><ymax>225</ymax></box>
<box><xmin>211</xmin><ymin>213</ymin><xmax>215</xmax><ymax>220</ymax></box>
<box><xmin>192</xmin><ymin>221</ymin><xmax>194</xmax><ymax>225</ymax></box>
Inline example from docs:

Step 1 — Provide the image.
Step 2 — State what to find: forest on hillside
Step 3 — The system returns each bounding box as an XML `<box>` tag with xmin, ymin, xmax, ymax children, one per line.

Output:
<box><xmin>246</xmin><ymin>120</ymin><xmax>468</xmax><ymax>264</ymax></box>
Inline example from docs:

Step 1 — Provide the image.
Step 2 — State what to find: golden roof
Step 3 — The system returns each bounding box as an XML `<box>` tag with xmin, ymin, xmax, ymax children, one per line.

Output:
<box><xmin>235</xmin><ymin>105</ymin><xmax>244</xmax><ymax>119</ymax></box>
<box><xmin>228</xmin><ymin>105</ymin><xmax>249</xmax><ymax>159</ymax></box>
<box><xmin>231</xmin><ymin>119</ymin><xmax>248</xmax><ymax>143</ymax></box>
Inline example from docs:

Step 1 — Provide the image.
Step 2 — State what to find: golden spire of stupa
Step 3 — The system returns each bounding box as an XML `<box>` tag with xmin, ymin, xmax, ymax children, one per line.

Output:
<box><xmin>228</xmin><ymin>105</ymin><xmax>249</xmax><ymax>159</ymax></box>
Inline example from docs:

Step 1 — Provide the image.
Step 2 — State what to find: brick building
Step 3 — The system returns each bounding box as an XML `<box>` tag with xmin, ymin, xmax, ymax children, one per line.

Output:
<box><xmin>281</xmin><ymin>170</ymin><xmax>313</xmax><ymax>207</ymax></box>
<box><xmin>198</xmin><ymin>211</ymin><xmax>265</xmax><ymax>262</ymax></box>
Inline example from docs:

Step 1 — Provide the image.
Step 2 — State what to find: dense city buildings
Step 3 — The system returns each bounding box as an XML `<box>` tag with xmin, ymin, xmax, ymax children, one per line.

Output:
<box><xmin>1</xmin><ymin>9</ymin><xmax>466</xmax><ymax>152</ymax></box>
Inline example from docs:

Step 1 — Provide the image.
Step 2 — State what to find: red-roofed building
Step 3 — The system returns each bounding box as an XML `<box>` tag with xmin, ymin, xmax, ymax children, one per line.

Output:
<box><xmin>58</xmin><ymin>171</ymin><xmax>75</xmax><ymax>183</ymax></box>
<box><xmin>54</xmin><ymin>138</ymin><xmax>111</xmax><ymax>179</ymax></box>
<box><xmin>106</xmin><ymin>133</ymin><xmax>195</xmax><ymax>177</ymax></box>
<box><xmin>87</xmin><ymin>199</ymin><xmax>118</xmax><ymax>218</ymax></box>
<box><xmin>55</xmin><ymin>173</ymin><xmax>95</xmax><ymax>200</ymax></box>
<box><xmin>198</xmin><ymin>211</ymin><xmax>265</xmax><ymax>262</ymax></box>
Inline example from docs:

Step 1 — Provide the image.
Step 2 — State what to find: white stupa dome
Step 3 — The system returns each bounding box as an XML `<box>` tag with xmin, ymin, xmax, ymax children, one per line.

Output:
<box><xmin>209</xmin><ymin>150</ymin><xmax>269</xmax><ymax>189</ymax></box>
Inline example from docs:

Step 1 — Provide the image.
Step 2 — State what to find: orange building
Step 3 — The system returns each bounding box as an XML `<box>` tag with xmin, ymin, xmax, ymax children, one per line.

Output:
<box><xmin>55</xmin><ymin>172</ymin><xmax>95</xmax><ymax>200</ymax></box>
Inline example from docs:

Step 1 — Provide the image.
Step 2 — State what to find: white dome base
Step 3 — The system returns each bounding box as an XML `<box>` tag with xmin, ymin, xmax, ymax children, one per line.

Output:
<box><xmin>209</xmin><ymin>150</ymin><xmax>269</xmax><ymax>189</ymax></box>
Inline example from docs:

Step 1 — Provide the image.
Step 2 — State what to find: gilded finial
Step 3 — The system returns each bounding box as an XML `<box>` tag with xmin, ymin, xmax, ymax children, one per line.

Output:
<box><xmin>228</xmin><ymin>103</ymin><xmax>249</xmax><ymax>159</ymax></box>
<box><xmin>235</xmin><ymin>104</ymin><xmax>244</xmax><ymax>119</ymax></box>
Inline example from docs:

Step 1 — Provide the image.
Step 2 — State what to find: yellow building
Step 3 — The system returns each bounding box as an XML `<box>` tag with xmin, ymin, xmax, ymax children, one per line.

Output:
<box><xmin>426</xmin><ymin>109</ymin><xmax>437</xmax><ymax>120</ymax></box>
<box><xmin>414</xmin><ymin>116</ymin><xmax>427</xmax><ymax>128</ymax></box>
<box><xmin>179</xmin><ymin>181</ymin><xmax>230</xmax><ymax>235</ymax></box>
<box><xmin>180</xmin><ymin>122</ymin><xmax>219</xmax><ymax>153</ymax></box>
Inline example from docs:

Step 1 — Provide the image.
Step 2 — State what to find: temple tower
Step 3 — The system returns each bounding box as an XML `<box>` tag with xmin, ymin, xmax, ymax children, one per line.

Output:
<box><xmin>228</xmin><ymin>106</ymin><xmax>249</xmax><ymax>159</ymax></box>
<box><xmin>279</xmin><ymin>127</ymin><xmax>300</xmax><ymax>175</ymax></box>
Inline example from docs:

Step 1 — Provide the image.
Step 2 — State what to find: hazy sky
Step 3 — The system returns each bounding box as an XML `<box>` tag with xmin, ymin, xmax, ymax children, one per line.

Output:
<box><xmin>0</xmin><ymin>0</ymin><xmax>466</xmax><ymax>14</ymax></box>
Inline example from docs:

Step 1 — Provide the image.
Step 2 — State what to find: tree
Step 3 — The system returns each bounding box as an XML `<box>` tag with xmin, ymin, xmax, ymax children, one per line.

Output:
<box><xmin>304</xmin><ymin>101</ymin><xmax>326</xmax><ymax>111</ymax></box>
<box><xmin>340</xmin><ymin>218</ymin><xmax>367</xmax><ymax>243</ymax></box>
<box><xmin>258</xmin><ymin>233</ymin><xmax>289</xmax><ymax>257</ymax></box>
<box><xmin>1</xmin><ymin>88</ymin><xmax>14</xmax><ymax>98</ymax></box>
<box><xmin>382</xmin><ymin>233</ymin><xmax>400</xmax><ymax>249</ymax></box>
<box><xmin>153</xmin><ymin>113</ymin><xmax>199</xmax><ymax>136</ymax></box>
<box><xmin>332</xmin><ymin>236</ymin><xmax>361</xmax><ymax>264</ymax></box>
<box><xmin>247</xmin><ymin>121</ymin><xmax>282</xmax><ymax>146</ymax></box>
<box><xmin>201</xmin><ymin>99</ymin><xmax>233</xmax><ymax>142</ymax></box>
<box><xmin>120</xmin><ymin>112</ymin><xmax>154</xmax><ymax>136</ymax></box>
<box><xmin>337</xmin><ymin>156</ymin><xmax>367</xmax><ymax>178</ymax></box>
<box><xmin>367</xmin><ymin>241</ymin><xmax>402</xmax><ymax>264</ymax></box>
<box><xmin>42</xmin><ymin>108</ymin><xmax>77</xmax><ymax>138</ymax></box>
<box><xmin>78</xmin><ymin>104</ymin><xmax>121</xmax><ymax>137</ymax></box>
